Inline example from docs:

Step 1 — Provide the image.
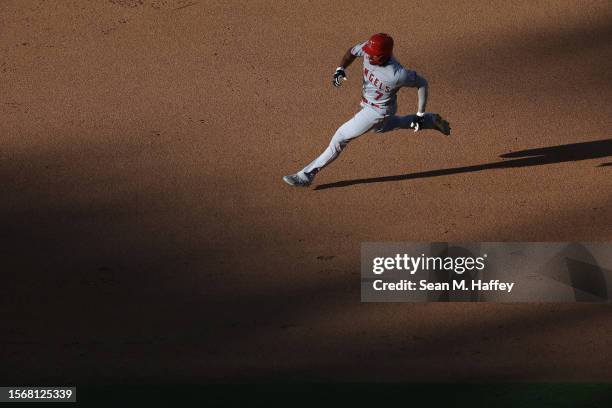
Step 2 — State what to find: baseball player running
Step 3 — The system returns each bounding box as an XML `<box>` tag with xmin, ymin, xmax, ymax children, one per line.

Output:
<box><xmin>283</xmin><ymin>33</ymin><xmax>451</xmax><ymax>187</ymax></box>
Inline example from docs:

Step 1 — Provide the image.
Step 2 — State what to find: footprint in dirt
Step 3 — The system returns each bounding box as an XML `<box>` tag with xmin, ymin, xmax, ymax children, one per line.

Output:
<box><xmin>316</xmin><ymin>255</ymin><xmax>335</xmax><ymax>261</ymax></box>
<box><xmin>109</xmin><ymin>0</ymin><xmax>143</xmax><ymax>7</ymax></box>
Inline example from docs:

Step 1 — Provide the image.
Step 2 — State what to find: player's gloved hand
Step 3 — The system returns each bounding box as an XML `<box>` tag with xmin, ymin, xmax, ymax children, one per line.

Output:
<box><xmin>332</xmin><ymin>67</ymin><xmax>347</xmax><ymax>87</ymax></box>
<box><xmin>411</xmin><ymin>112</ymin><xmax>425</xmax><ymax>132</ymax></box>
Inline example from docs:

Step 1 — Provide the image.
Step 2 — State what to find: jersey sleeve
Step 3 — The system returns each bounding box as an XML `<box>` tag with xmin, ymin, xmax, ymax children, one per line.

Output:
<box><xmin>397</xmin><ymin>68</ymin><xmax>420</xmax><ymax>87</ymax></box>
<box><xmin>350</xmin><ymin>41</ymin><xmax>367</xmax><ymax>57</ymax></box>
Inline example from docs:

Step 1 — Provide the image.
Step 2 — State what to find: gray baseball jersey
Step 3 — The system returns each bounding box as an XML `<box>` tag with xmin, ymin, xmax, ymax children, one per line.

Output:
<box><xmin>350</xmin><ymin>41</ymin><xmax>421</xmax><ymax>115</ymax></box>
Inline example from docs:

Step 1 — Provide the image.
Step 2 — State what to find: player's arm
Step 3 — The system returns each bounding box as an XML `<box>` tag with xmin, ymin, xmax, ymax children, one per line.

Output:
<box><xmin>339</xmin><ymin>47</ymin><xmax>357</xmax><ymax>70</ymax></box>
<box><xmin>402</xmin><ymin>72</ymin><xmax>429</xmax><ymax>132</ymax></box>
<box><xmin>333</xmin><ymin>47</ymin><xmax>359</xmax><ymax>87</ymax></box>
<box><xmin>399</xmin><ymin>70</ymin><xmax>429</xmax><ymax>115</ymax></box>
<box><xmin>415</xmin><ymin>74</ymin><xmax>428</xmax><ymax>116</ymax></box>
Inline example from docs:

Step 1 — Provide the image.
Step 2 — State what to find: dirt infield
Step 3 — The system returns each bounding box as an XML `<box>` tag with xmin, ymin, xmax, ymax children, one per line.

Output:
<box><xmin>1</xmin><ymin>0</ymin><xmax>611</xmax><ymax>384</ymax></box>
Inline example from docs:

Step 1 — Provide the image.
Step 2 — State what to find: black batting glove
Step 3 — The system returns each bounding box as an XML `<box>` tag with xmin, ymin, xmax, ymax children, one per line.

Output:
<box><xmin>411</xmin><ymin>113</ymin><xmax>425</xmax><ymax>132</ymax></box>
<box><xmin>332</xmin><ymin>67</ymin><xmax>347</xmax><ymax>87</ymax></box>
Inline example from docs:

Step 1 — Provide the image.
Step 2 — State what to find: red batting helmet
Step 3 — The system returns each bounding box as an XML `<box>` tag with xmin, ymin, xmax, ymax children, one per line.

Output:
<box><xmin>363</xmin><ymin>33</ymin><xmax>394</xmax><ymax>57</ymax></box>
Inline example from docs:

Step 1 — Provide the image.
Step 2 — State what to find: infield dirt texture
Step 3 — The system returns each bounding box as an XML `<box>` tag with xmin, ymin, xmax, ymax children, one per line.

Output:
<box><xmin>1</xmin><ymin>0</ymin><xmax>611</xmax><ymax>384</ymax></box>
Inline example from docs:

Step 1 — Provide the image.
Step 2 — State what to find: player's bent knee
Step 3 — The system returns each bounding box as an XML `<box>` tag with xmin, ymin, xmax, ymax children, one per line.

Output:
<box><xmin>330</xmin><ymin>132</ymin><xmax>349</xmax><ymax>146</ymax></box>
<box><xmin>329</xmin><ymin>138</ymin><xmax>349</xmax><ymax>154</ymax></box>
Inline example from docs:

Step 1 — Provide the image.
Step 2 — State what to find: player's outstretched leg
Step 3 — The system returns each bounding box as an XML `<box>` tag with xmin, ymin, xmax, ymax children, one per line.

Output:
<box><xmin>380</xmin><ymin>113</ymin><xmax>451</xmax><ymax>135</ymax></box>
<box><xmin>282</xmin><ymin>131</ymin><xmax>351</xmax><ymax>187</ymax></box>
<box><xmin>283</xmin><ymin>107</ymin><xmax>383</xmax><ymax>187</ymax></box>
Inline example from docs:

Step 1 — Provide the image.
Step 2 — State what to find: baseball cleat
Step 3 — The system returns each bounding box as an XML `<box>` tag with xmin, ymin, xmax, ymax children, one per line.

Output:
<box><xmin>432</xmin><ymin>114</ymin><xmax>451</xmax><ymax>136</ymax></box>
<box><xmin>283</xmin><ymin>173</ymin><xmax>311</xmax><ymax>187</ymax></box>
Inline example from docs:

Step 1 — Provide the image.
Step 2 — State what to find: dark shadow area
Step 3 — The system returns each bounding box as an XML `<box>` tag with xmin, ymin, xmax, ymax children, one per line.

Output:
<box><xmin>599</xmin><ymin>162</ymin><xmax>612</xmax><ymax>167</ymax></box>
<box><xmin>315</xmin><ymin>138</ymin><xmax>612</xmax><ymax>190</ymax></box>
<box><xmin>2</xmin><ymin>141</ymin><xmax>612</xmax><ymax>387</ymax></box>
<box><xmin>76</xmin><ymin>383</ymin><xmax>612</xmax><ymax>406</ymax></box>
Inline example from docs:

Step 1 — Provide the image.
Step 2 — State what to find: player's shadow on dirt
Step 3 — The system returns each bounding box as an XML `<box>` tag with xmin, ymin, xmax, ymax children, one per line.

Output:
<box><xmin>315</xmin><ymin>138</ymin><xmax>612</xmax><ymax>190</ymax></box>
